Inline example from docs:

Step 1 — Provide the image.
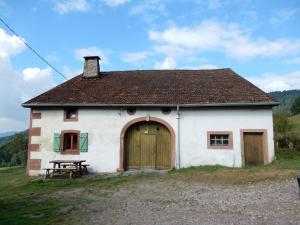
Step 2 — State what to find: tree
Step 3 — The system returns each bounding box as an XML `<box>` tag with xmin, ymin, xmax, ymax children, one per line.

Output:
<box><xmin>273</xmin><ymin>113</ymin><xmax>294</xmax><ymax>149</ymax></box>
<box><xmin>291</xmin><ymin>96</ymin><xmax>300</xmax><ymax>115</ymax></box>
<box><xmin>0</xmin><ymin>132</ymin><xmax>27</xmax><ymax>167</ymax></box>
<box><xmin>274</xmin><ymin>113</ymin><xmax>293</xmax><ymax>134</ymax></box>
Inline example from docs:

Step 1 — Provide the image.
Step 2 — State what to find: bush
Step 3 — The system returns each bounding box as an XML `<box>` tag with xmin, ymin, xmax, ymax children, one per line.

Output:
<box><xmin>286</xmin><ymin>132</ymin><xmax>300</xmax><ymax>151</ymax></box>
<box><xmin>275</xmin><ymin>132</ymin><xmax>300</xmax><ymax>151</ymax></box>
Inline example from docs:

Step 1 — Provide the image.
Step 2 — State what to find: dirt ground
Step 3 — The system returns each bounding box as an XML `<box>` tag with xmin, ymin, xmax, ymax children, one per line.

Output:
<box><xmin>64</xmin><ymin>176</ymin><xmax>300</xmax><ymax>225</ymax></box>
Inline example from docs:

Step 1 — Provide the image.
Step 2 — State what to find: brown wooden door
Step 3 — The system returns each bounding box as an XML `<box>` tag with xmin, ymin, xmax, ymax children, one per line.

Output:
<box><xmin>243</xmin><ymin>132</ymin><xmax>264</xmax><ymax>166</ymax></box>
<box><xmin>125</xmin><ymin>122</ymin><xmax>171</xmax><ymax>170</ymax></box>
<box><xmin>141</xmin><ymin>134</ymin><xmax>156</xmax><ymax>168</ymax></box>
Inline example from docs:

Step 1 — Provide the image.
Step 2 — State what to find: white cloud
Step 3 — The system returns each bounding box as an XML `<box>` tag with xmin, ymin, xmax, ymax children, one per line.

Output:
<box><xmin>103</xmin><ymin>0</ymin><xmax>129</xmax><ymax>7</ymax></box>
<box><xmin>148</xmin><ymin>20</ymin><xmax>300</xmax><ymax>60</ymax></box>
<box><xmin>54</xmin><ymin>0</ymin><xmax>89</xmax><ymax>14</ymax></box>
<box><xmin>284</xmin><ymin>57</ymin><xmax>300</xmax><ymax>65</ymax></box>
<box><xmin>154</xmin><ymin>57</ymin><xmax>176</xmax><ymax>69</ymax></box>
<box><xmin>0</xmin><ymin>28</ymin><xmax>55</xmax><ymax>132</ymax></box>
<box><xmin>247</xmin><ymin>70</ymin><xmax>300</xmax><ymax>92</ymax></box>
<box><xmin>122</xmin><ymin>51</ymin><xmax>150</xmax><ymax>64</ymax></box>
<box><xmin>74</xmin><ymin>47</ymin><xmax>111</xmax><ymax>65</ymax></box>
<box><xmin>22</xmin><ymin>67</ymin><xmax>52</xmax><ymax>82</ymax></box>
<box><xmin>0</xmin><ymin>28</ymin><xmax>25</xmax><ymax>58</ymax></box>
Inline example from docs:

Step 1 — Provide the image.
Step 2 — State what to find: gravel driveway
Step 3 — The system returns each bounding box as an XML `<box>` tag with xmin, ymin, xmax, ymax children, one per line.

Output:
<box><xmin>71</xmin><ymin>177</ymin><xmax>300</xmax><ymax>225</ymax></box>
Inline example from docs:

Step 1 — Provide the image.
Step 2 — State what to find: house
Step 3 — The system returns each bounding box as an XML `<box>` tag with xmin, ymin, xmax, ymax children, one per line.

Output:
<box><xmin>22</xmin><ymin>56</ymin><xmax>278</xmax><ymax>176</ymax></box>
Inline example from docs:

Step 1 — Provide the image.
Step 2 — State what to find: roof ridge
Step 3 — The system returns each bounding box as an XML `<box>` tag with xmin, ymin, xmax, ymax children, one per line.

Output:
<box><xmin>99</xmin><ymin>68</ymin><xmax>231</xmax><ymax>73</ymax></box>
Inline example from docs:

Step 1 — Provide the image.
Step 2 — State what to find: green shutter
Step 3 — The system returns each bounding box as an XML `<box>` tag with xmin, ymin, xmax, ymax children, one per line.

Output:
<box><xmin>53</xmin><ymin>133</ymin><xmax>61</xmax><ymax>152</ymax></box>
<box><xmin>80</xmin><ymin>133</ymin><xmax>88</xmax><ymax>152</ymax></box>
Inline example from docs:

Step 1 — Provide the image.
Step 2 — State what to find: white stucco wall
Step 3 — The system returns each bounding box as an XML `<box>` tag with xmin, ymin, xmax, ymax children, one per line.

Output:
<box><xmin>179</xmin><ymin>109</ymin><xmax>274</xmax><ymax>168</ymax></box>
<box><xmin>29</xmin><ymin>107</ymin><xmax>275</xmax><ymax>175</ymax></box>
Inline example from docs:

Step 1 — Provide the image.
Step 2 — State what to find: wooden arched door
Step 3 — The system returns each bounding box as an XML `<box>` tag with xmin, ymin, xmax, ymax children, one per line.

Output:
<box><xmin>125</xmin><ymin>121</ymin><xmax>171</xmax><ymax>170</ymax></box>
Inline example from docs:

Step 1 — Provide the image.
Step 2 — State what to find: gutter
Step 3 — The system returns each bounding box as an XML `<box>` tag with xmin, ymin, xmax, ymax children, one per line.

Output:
<box><xmin>176</xmin><ymin>105</ymin><xmax>181</xmax><ymax>169</ymax></box>
<box><xmin>22</xmin><ymin>102</ymin><xmax>279</xmax><ymax>108</ymax></box>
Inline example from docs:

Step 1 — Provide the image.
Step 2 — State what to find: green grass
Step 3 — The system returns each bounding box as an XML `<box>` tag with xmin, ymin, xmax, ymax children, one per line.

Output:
<box><xmin>0</xmin><ymin>168</ymin><xmax>147</xmax><ymax>225</ymax></box>
<box><xmin>1</xmin><ymin>150</ymin><xmax>300</xmax><ymax>224</ymax></box>
<box><xmin>169</xmin><ymin>150</ymin><xmax>300</xmax><ymax>184</ymax></box>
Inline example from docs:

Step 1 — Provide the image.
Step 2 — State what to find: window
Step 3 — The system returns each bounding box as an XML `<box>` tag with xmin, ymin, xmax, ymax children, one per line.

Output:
<box><xmin>210</xmin><ymin>134</ymin><xmax>229</xmax><ymax>145</ymax></box>
<box><xmin>62</xmin><ymin>132</ymin><xmax>79</xmax><ymax>154</ymax></box>
<box><xmin>207</xmin><ymin>131</ymin><xmax>233</xmax><ymax>149</ymax></box>
<box><xmin>64</xmin><ymin>109</ymin><xmax>78</xmax><ymax>121</ymax></box>
<box><xmin>53</xmin><ymin>131</ymin><xmax>88</xmax><ymax>154</ymax></box>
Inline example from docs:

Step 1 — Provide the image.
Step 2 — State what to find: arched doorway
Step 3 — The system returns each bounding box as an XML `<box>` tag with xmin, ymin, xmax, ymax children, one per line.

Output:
<box><xmin>120</xmin><ymin>117</ymin><xmax>175</xmax><ymax>171</ymax></box>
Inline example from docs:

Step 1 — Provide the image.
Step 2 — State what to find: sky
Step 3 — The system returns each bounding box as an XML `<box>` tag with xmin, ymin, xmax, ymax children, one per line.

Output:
<box><xmin>0</xmin><ymin>0</ymin><xmax>300</xmax><ymax>133</ymax></box>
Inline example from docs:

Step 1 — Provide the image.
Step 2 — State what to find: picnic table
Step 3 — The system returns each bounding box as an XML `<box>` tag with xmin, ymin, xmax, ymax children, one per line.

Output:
<box><xmin>44</xmin><ymin>160</ymin><xmax>88</xmax><ymax>178</ymax></box>
<box><xmin>49</xmin><ymin>160</ymin><xmax>86</xmax><ymax>175</ymax></box>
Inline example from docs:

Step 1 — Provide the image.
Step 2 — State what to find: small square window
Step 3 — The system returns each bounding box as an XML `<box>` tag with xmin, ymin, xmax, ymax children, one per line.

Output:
<box><xmin>64</xmin><ymin>109</ymin><xmax>78</xmax><ymax>121</ymax></box>
<box><xmin>207</xmin><ymin>132</ymin><xmax>233</xmax><ymax>149</ymax></box>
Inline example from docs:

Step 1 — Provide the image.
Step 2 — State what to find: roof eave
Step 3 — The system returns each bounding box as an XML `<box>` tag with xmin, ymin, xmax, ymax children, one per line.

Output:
<box><xmin>22</xmin><ymin>102</ymin><xmax>279</xmax><ymax>108</ymax></box>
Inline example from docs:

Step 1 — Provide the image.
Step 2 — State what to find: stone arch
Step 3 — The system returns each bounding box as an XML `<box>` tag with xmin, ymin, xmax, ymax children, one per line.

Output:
<box><xmin>120</xmin><ymin>116</ymin><xmax>176</xmax><ymax>171</ymax></box>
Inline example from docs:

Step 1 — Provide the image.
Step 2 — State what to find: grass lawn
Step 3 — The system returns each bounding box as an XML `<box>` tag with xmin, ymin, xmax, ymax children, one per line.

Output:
<box><xmin>0</xmin><ymin>150</ymin><xmax>300</xmax><ymax>225</ymax></box>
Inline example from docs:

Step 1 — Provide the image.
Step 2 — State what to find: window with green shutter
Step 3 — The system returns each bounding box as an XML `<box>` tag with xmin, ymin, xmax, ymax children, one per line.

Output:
<box><xmin>80</xmin><ymin>133</ymin><xmax>88</xmax><ymax>152</ymax></box>
<box><xmin>53</xmin><ymin>133</ymin><xmax>61</xmax><ymax>152</ymax></box>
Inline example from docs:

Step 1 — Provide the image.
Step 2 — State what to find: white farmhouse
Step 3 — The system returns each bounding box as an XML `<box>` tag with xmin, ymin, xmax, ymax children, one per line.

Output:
<box><xmin>23</xmin><ymin>56</ymin><xmax>278</xmax><ymax>176</ymax></box>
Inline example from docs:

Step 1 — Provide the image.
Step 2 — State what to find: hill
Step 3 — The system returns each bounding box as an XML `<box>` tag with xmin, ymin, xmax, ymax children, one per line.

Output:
<box><xmin>269</xmin><ymin>89</ymin><xmax>300</xmax><ymax>113</ymax></box>
<box><xmin>0</xmin><ymin>131</ymin><xmax>28</xmax><ymax>167</ymax></box>
<box><xmin>0</xmin><ymin>135</ymin><xmax>14</xmax><ymax>148</ymax></box>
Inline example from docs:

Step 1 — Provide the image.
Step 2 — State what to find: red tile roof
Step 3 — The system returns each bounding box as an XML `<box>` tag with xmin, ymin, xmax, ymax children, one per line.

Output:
<box><xmin>22</xmin><ymin>69</ymin><xmax>277</xmax><ymax>107</ymax></box>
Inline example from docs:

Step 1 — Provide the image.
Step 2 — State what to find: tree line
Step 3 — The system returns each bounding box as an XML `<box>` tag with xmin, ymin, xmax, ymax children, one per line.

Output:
<box><xmin>0</xmin><ymin>132</ymin><xmax>27</xmax><ymax>167</ymax></box>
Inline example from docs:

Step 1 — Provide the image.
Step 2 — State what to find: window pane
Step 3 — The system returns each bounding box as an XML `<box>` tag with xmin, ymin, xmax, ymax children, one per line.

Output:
<box><xmin>72</xmin><ymin>134</ymin><xmax>78</xmax><ymax>149</ymax></box>
<box><xmin>66</xmin><ymin>110</ymin><xmax>77</xmax><ymax>119</ymax></box>
<box><xmin>63</xmin><ymin>133</ymin><xmax>78</xmax><ymax>151</ymax></box>
<box><xmin>64</xmin><ymin>134</ymin><xmax>72</xmax><ymax>150</ymax></box>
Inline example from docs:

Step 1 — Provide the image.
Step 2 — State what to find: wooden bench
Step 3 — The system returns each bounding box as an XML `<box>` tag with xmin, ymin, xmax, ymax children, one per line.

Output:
<box><xmin>43</xmin><ymin>167</ymin><xmax>78</xmax><ymax>179</ymax></box>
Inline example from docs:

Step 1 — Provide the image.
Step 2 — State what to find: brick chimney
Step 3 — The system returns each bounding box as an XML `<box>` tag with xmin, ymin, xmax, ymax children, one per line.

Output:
<box><xmin>83</xmin><ymin>56</ymin><xmax>100</xmax><ymax>78</ymax></box>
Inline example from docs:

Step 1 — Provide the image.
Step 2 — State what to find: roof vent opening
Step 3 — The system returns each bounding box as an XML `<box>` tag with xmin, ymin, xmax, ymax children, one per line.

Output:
<box><xmin>83</xmin><ymin>56</ymin><xmax>101</xmax><ymax>78</ymax></box>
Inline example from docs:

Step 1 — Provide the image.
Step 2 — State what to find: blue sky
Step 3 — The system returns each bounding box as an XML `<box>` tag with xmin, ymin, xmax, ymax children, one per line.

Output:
<box><xmin>0</xmin><ymin>0</ymin><xmax>300</xmax><ymax>132</ymax></box>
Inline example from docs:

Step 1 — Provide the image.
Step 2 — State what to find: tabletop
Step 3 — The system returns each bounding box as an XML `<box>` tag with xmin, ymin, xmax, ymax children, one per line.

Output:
<box><xmin>49</xmin><ymin>160</ymin><xmax>86</xmax><ymax>163</ymax></box>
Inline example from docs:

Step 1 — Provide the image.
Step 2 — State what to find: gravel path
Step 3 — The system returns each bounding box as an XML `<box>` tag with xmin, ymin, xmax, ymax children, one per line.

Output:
<box><xmin>74</xmin><ymin>178</ymin><xmax>300</xmax><ymax>225</ymax></box>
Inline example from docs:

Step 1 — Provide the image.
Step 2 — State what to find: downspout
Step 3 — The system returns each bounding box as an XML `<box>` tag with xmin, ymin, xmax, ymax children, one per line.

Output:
<box><xmin>176</xmin><ymin>105</ymin><xmax>181</xmax><ymax>169</ymax></box>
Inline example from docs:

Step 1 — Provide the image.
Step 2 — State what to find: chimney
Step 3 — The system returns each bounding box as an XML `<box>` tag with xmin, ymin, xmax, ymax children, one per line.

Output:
<box><xmin>83</xmin><ymin>56</ymin><xmax>101</xmax><ymax>78</ymax></box>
